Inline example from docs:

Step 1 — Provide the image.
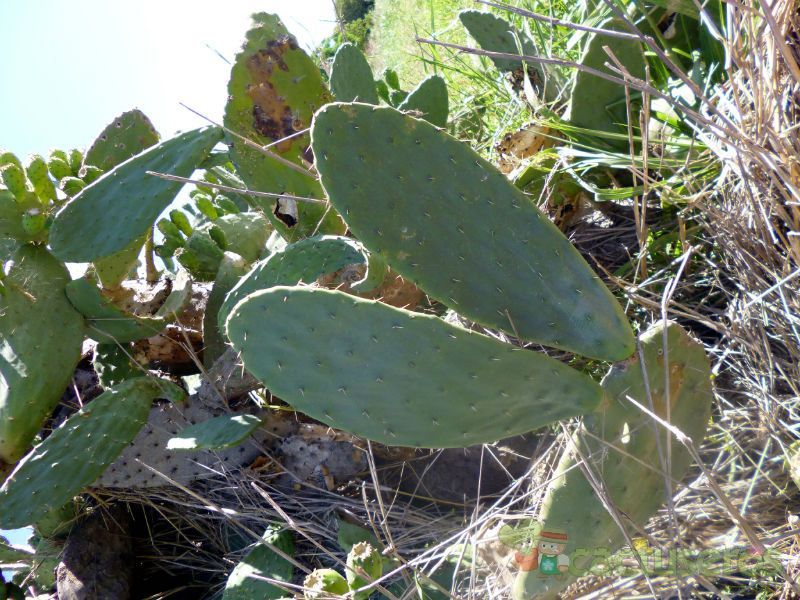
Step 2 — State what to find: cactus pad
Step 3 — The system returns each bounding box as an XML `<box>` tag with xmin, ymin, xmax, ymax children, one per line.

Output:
<box><xmin>95</xmin><ymin>398</ymin><xmax>277</xmax><ymax>488</ymax></box>
<box><xmin>49</xmin><ymin>126</ymin><xmax>222</xmax><ymax>262</ymax></box>
<box><xmin>1</xmin><ymin>164</ymin><xmax>31</xmax><ymax>200</ymax></box>
<box><xmin>459</xmin><ymin>10</ymin><xmax>538</xmax><ymax>73</ymax></box>
<box><xmin>94</xmin><ymin>233</ymin><xmax>146</xmax><ymax>289</ymax></box>
<box><xmin>566</xmin><ymin>19</ymin><xmax>646</xmax><ymax>145</ymax></box>
<box><xmin>224</xmin><ymin>13</ymin><xmax>344</xmax><ymax>239</ymax></box>
<box><xmin>167</xmin><ymin>413</ymin><xmax>264</xmax><ymax>450</ymax></box>
<box><xmin>219</xmin><ymin>235</ymin><xmax>369</xmax><ymax>330</ymax></box>
<box><xmin>222</xmin><ymin>526</ymin><xmax>295</xmax><ymax>600</ymax></box>
<box><xmin>346</xmin><ymin>542</ymin><xmax>382</xmax><ymax>599</ymax></box>
<box><xmin>304</xmin><ymin>569</ymin><xmax>349</xmax><ymax>598</ymax></box>
<box><xmin>177</xmin><ymin>229</ymin><xmax>225</xmax><ymax>280</ymax></box>
<box><xmin>26</xmin><ymin>155</ymin><xmax>56</xmax><ymax>202</ymax></box>
<box><xmin>65</xmin><ymin>278</ymin><xmax>167</xmax><ymax>343</ymax></box>
<box><xmin>84</xmin><ymin>109</ymin><xmax>160</xmax><ymax>171</ymax></box>
<box><xmin>397</xmin><ymin>75</ymin><xmax>449</xmax><ymax>127</ymax></box>
<box><xmin>213</xmin><ymin>212</ymin><xmax>271</xmax><ymax>263</ymax></box>
<box><xmin>0</xmin><ymin>245</ymin><xmax>85</xmax><ymax>464</ymax></box>
<box><xmin>330</xmin><ymin>43</ymin><xmax>379</xmax><ymax>104</ymax></box>
<box><xmin>459</xmin><ymin>9</ymin><xmax>552</xmax><ymax>99</ymax></box>
<box><xmin>226</xmin><ymin>286</ymin><xmax>603</xmax><ymax>448</ymax></box>
<box><xmin>47</xmin><ymin>156</ymin><xmax>72</xmax><ymax>181</ymax></box>
<box><xmin>0</xmin><ymin>190</ymin><xmax>25</xmax><ymax>241</ymax></box>
<box><xmin>0</xmin><ymin>377</ymin><xmax>185</xmax><ymax>529</ymax></box>
<box><xmin>93</xmin><ymin>343</ymin><xmax>144</xmax><ymax>389</ymax></box>
<box><xmin>204</xmin><ymin>252</ymin><xmax>250</xmax><ymax>367</ymax></box>
<box><xmin>311</xmin><ymin>103</ymin><xmax>634</xmax><ymax>360</ymax></box>
<box><xmin>513</xmin><ymin>321</ymin><xmax>713</xmax><ymax>599</ymax></box>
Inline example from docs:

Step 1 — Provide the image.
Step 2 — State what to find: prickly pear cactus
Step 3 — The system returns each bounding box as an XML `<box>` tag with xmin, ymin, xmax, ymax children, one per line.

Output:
<box><xmin>95</xmin><ymin>400</ymin><xmax>274</xmax><ymax>488</ymax></box>
<box><xmin>81</xmin><ymin>110</ymin><xmax>163</xmax><ymax>287</ymax></box>
<box><xmin>0</xmin><ymin>245</ymin><xmax>85</xmax><ymax>465</ymax></box>
<box><xmin>459</xmin><ymin>10</ymin><xmax>538</xmax><ymax>73</ymax></box>
<box><xmin>49</xmin><ymin>126</ymin><xmax>222</xmax><ymax>262</ymax></box>
<box><xmin>177</xmin><ymin>228</ymin><xmax>225</xmax><ymax>280</ymax></box>
<box><xmin>0</xmin><ymin>377</ymin><xmax>185</xmax><ymax>529</ymax></box>
<box><xmin>0</xmin><ymin>151</ymin><xmax>22</xmax><ymax>170</ymax></box>
<box><xmin>397</xmin><ymin>75</ymin><xmax>449</xmax><ymax>127</ymax></box>
<box><xmin>303</xmin><ymin>569</ymin><xmax>349</xmax><ymax>599</ymax></box>
<box><xmin>79</xmin><ymin>165</ymin><xmax>103</xmax><ymax>184</ymax></box>
<box><xmin>67</xmin><ymin>149</ymin><xmax>83</xmax><ymax>175</ymax></box>
<box><xmin>226</xmin><ymin>286</ymin><xmax>603</xmax><ymax>447</ymax></box>
<box><xmin>93</xmin><ymin>343</ymin><xmax>144</xmax><ymax>389</ymax></box>
<box><xmin>47</xmin><ymin>154</ymin><xmax>72</xmax><ymax>181</ymax></box>
<box><xmin>222</xmin><ymin>526</ymin><xmax>295</xmax><ymax>600</ymax></box>
<box><xmin>311</xmin><ymin>103</ymin><xmax>634</xmax><ymax>360</ymax></box>
<box><xmin>459</xmin><ymin>10</ymin><xmax>553</xmax><ymax>99</ymax></box>
<box><xmin>566</xmin><ymin>18</ymin><xmax>647</xmax><ymax>147</ymax></box>
<box><xmin>204</xmin><ymin>252</ymin><xmax>250</xmax><ymax>367</ymax></box>
<box><xmin>213</xmin><ymin>212</ymin><xmax>271</xmax><ymax>263</ymax></box>
<box><xmin>0</xmin><ymin>163</ymin><xmax>31</xmax><ymax>200</ymax></box>
<box><xmin>26</xmin><ymin>155</ymin><xmax>56</xmax><ymax>202</ymax></box>
<box><xmin>65</xmin><ymin>278</ymin><xmax>168</xmax><ymax>343</ymax></box>
<box><xmin>0</xmin><ymin>189</ymin><xmax>26</xmax><ymax>241</ymax></box>
<box><xmin>330</xmin><ymin>43</ymin><xmax>379</xmax><ymax>104</ymax></box>
<box><xmin>346</xmin><ymin>542</ymin><xmax>382</xmax><ymax>600</ymax></box>
<box><xmin>512</xmin><ymin>321</ymin><xmax>713</xmax><ymax>599</ymax></box>
<box><xmin>167</xmin><ymin>413</ymin><xmax>264</xmax><ymax>450</ymax></box>
<box><xmin>93</xmin><ymin>233</ymin><xmax>146</xmax><ymax>289</ymax></box>
<box><xmin>224</xmin><ymin>13</ymin><xmax>344</xmax><ymax>239</ymax></box>
<box><xmin>59</xmin><ymin>176</ymin><xmax>85</xmax><ymax>197</ymax></box>
<box><xmin>218</xmin><ymin>235</ymin><xmax>369</xmax><ymax>330</ymax></box>
<box><xmin>84</xmin><ymin>109</ymin><xmax>160</xmax><ymax>171</ymax></box>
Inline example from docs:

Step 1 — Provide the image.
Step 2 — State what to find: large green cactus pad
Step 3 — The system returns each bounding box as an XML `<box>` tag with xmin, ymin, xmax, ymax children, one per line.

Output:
<box><xmin>222</xmin><ymin>526</ymin><xmax>295</xmax><ymax>600</ymax></box>
<box><xmin>311</xmin><ymin>103</ymin><xmax>634</xmax><ymax>360</ymax></box>
<box><xmin>226</xmin><ymin>286</ymin><xmax>603</xmax><ymax>448</ymax></box>
<box><xmin>84</xmin><ymin>109</ymin><xmax>160</xmax><ymax>171</ymax></box>
<box><xmin>0</xmin><ymin>377</ymin><xmax>185</xmax><ymax>529</ymax></box>
<box><xmin>513</xmin><ymin>321</ymin><xmax>713</xmax><ymax>599</ymax></box>
<box><xmin>49</xmin><ymin>126</ymin><xmax>222</xmax><ymax>262</ymax></box>
<box><xmin>330</xmin><ymin>43</ymin><xmax>379</xmax><ymax>104</ymax></box>
<box><xmin>566</xmin><ymin>19</ymin><xmax>646</xmax><ymax>146</ymax></box>
<box><xmin>0</xmin><ymin>245</ymin><xmax>85</xmax><ymax>464</ymax></box>
<box><xmin>224</xmin><ymin>13</ymin><xmax>344</xmax><ymax>239</ymax></box>
<box><xmin>397</xmin><ymin>75</ymin><xmax>449</xmax><ymax>127</ymax></box>
<box><xmin>83</xmin><ymin>109</ymin><xmax>161</xmax><ymax>287</ymax></box>
<box><xmin>218</xmin><ymin>235</ymin><xmax>368</xmax><ymax>330</ymax></box>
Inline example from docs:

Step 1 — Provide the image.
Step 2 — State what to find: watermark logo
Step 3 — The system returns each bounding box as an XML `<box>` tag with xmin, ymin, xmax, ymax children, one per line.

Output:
<box><xmin>499</xmin><ymin>520</ymin><xmax>783</xmax><ymax>580</ymax></box>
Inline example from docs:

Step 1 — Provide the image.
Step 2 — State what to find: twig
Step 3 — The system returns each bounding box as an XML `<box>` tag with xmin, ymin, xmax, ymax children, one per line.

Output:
<box><xmin>145</xmin><ymin>171</ymin><xmax>328</xmax><ymax>205</ymax></box>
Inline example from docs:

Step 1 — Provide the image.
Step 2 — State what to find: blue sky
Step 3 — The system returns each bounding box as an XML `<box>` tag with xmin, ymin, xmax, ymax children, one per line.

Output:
<box><xmin>0</xmin><ymin>0</ymin><xmax>335</xmax><ymax>554</ymax></box>
<box><xmin>0</xmin><ymin>1</ymin><xmax>336</xmax><ymax>158</ymax></box>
